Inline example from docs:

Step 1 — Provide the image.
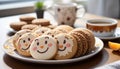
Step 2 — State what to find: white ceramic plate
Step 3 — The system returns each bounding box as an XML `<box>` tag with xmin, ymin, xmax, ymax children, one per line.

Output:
<box><xmin>98</xmin><ymin>27</ymin><xmax>120</xmax><ymax>40</ymax></box>
<box><xmin>2</xmin><ymin>37</ymin><xmax>103</xmax><ymax>64</ymax></box>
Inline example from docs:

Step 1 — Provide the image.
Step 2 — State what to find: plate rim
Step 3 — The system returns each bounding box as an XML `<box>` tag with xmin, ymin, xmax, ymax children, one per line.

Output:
<box><xmin>2</xmin><ymin>37</ymin><xmax>104</xmax><ymax>64</ymax></box>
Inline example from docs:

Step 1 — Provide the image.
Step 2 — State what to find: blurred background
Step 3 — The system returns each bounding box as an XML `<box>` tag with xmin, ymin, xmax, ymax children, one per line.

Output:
<box><xmin>0</xmin><ymin>0</ymin><xmax>119</xmax><ymax>19</ymax></box>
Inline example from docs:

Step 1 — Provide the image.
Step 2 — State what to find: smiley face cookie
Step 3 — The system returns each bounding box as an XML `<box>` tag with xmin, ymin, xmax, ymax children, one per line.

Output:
<box><xmin>33</xmin><ymin>27</ymin><xmax>51</xmax><ymax>36</ymax></box>
<box><xmin>55</xmin><ymin>25</ymin><xmax>74</xmax><ymax>32</ymax></box>
<box><xmin>16</xmin><ymin>33</ymin><xmax>36</xmax><ymax>56</ymax></box>
<box><xmin>13</xmin><ymin>29</ymin><xmax>31</xmax><ymax>49</ymax></box>
<box><xmin>43</xmin><ymin>29</ymin><xmax>63</xmax><ymax>37</ymax></box>
<box><xmin>54</xmin><ymin>33</ymin><xmax>77</xmax><ymax>60</ymax></box>
<box><xmin>30</xmin><ymin>35</ymin><xmax>57</xmax><ymax>60</ymax></box>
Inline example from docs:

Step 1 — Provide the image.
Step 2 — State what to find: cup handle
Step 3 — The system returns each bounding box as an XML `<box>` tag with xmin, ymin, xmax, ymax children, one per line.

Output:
<box><xmin>76</xmin><ymin>5</ymin><xmax>86</xmax><ymax>18</ymax></box>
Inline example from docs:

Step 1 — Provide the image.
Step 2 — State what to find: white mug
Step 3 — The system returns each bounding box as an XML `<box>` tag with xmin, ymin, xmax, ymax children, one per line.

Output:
<box><xmin>47</xmin><ymin>3</ymin><xmax>85</xmax><ymax>27</ymax></box>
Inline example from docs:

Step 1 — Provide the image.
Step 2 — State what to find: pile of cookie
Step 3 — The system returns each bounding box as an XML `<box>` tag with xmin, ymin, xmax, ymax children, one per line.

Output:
<box><xmin>10</xmin><ymin>16</ymin><xmax>56</xmax><ymax>31</ymax></box>
<box><xmin>11</xmin><ymin>23</ymin><xmax>95</xmax><ymax>60</ymax></box>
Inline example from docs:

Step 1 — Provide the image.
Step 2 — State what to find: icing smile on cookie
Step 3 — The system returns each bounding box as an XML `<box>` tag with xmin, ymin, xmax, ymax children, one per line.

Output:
<box><xmin>37</xmin><ymin>47</ymin><xmax>49</xmax><ymax>54</ymax></box>
<box><xmin>22</xmin><ymin>45</ymin><xmax>30</xmax><ymax>50</ymax></box>
<box><xmin>58</xmin><ymin>46</ymin><xmax>66</xmax><ymax>51</ymax></box>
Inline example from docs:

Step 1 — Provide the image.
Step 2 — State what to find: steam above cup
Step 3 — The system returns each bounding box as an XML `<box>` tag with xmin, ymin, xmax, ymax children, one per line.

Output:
<box><xmin>86</xmin><ymin>19</ymin><xmax>118</xmax><ymax>37</ymax></box>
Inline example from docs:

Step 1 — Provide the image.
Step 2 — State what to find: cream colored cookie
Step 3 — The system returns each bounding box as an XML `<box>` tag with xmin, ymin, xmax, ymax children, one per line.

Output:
<box><xmin>21</xmin><ymin>24</ymin><xmax>38</xmax><ymax>30</ymax></box>
<box><xmin>45</xmin><ymin>25</ymin><xmax>57</xmax><ymax>29</ymax></box>
<box><xmin>54</xmin><ymin>28</ymin><xmax>68</xmax><ymax>33</ymax></box>
<box><xmin>55</xmin><ymin>25</ymin><xmax>74</xmax><ymax>32</ymax></box>
<box><xmin>16</xmin><ymin>33</ymin><xmax>36</xmax><ymax>56</ymax></box>
<box><xmin>43</xmin><ymin>29</ymin><xmax>63</xmax><ymax>37</ymax></box>
<box><xmin>33</xmin><ymin>27</ymin><xmax>51</xmax><ymax>36</ymax></box>
<box><xmin>54</xmin><ymin>33</ymin><xmax>77</xmax><ymax>60</ymax></box>
<box><xmin>30</xmin><ymin>35</ymin><xmax>57</xmax><ymax>60</ymax></box>
<box><xmin>13</xmin><ymin>29</ymin><xmax>31</xmax><ymax>49</ymax></box>
<box><xmin>32</xmin><ymin>19</ymin><xmax>50</xmax><ymax>26</ymax></box>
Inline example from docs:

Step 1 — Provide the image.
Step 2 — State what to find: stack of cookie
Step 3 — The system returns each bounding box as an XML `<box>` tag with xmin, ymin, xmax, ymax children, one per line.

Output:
<box><xmin>10</xmin><ymin>16</ymin><xmax>56</xmax><ymax>31</ymax></box>
<box><xmin>69</xmin><ymin>28</ymin><xmax>95</xmax><ymax>57</ymax></box>
<box><xmin>12</xmin><ymin>24</ymin><xmax>95</xmax><ymax>60</ymax></box>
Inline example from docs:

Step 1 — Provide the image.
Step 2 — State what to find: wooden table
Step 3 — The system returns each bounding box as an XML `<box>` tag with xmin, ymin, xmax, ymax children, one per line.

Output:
<box><xmin>0</xmin><ymin>12</ymin><xmax>120</xmax><ymax>69</ymax></box>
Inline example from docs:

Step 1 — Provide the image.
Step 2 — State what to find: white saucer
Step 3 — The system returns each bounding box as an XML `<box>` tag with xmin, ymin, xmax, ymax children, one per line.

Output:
<box><xmin>98</xmin><ymin>27</ymin><xmax>120</xmax><ymax>40</ymax></box>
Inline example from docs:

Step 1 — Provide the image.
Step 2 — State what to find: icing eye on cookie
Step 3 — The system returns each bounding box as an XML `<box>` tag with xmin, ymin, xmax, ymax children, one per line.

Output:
<box><xmin>45</xmin><ymin>40</ymin><xmax>47</xmax><ymax>44</ymax></box>
<box><xmin>28</xmin><ymin>38</ymin><xmax>30</xmax><ymax>41</ymax></box>
<box><xmin>37</xmin><ymin>42</ymin><xmax>39</xmax><ymax>46</ymax></box>
<box><xmin>63</xmin><ymin>40</ymin><xmax>66</xmax><ymax>44</ymax></box>
<box><xmin>23</xmin><ymin>40</ymin><xmax>26</xmax><ymax>43</ymax></box>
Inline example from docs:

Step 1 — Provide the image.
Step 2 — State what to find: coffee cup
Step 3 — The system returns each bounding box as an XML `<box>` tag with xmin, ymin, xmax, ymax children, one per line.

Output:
<box><xmin>47</xmin><ymin>3</ymin><xmax>85</xmax><ymax>27</ymax></box>
<box><xmin>86</xmin><ymin>19</ymin><xmax>118</xmax><ymax>37</ymax></box>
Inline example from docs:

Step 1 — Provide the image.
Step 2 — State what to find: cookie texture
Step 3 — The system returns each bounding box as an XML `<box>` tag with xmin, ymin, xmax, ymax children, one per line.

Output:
<box><xmin>69</xmin><ymin>28</ymin><xmax>95</xmax><ymax>57</ymax></box>
<box><xmin>21</xmin><ymin>24</ymin><xmax>38</xmax><ymax>30</ymax></box>
<box><xmin>33</xmin><ymin>27</ymin><xmax>51</xmax><ymax>36</ymax></box>
<box><xmin>73</xmin><ymin>28</ymin><xmax>95</xmax><ymax>53</ymax></box>
<box><xmin>32</xmin><ymin>19</ymin><xmax>50</xmax><ymax>26</ymax></box>
<box><xmin>43</xmin><ymin>29</ymin><xmax>63</xmax><ymax>37</ymax></box>
<box><xmin>55</xmin><ymin>25</ymin><xmax>74</xmax><ymax>32</ymax></box>
<box><xmin>10</xmin><ymin>22</ymin><xmax>27</xmax><ymax>31</ymax></box>
<box><xmin>30</xmin><ymin>35</ymin><xmax>57</xmax><ymax>60</ymax></box>
<box><xmin>54</xmin><ymin>33</ymin><xmax>77</xmax><ymax>60</ymax></box>
<box><xmin>20</xmin><ymin>16</ymin><xmax>35</xmax><ymax>24</ymax></box>
<box><xmin>16</xmin><ymin>33</ymin><xmax>36</xmax><ymax>56</ymax></box>
<box><xmin>13</xmin><ymin>29</ymin><xmax>31</xmax><ymax>49</ymax></box>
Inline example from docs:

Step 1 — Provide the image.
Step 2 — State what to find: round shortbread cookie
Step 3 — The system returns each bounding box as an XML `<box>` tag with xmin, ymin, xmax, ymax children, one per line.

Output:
<box><xmin>10</xmin><ymin>22</ymin><xmax>27</xmax><ymax>31</ymax></box>
<box><xmin>21</xmin><ymin>24</ymin><xmax>38</xmax><ymax>30</ymax></box>
<box><xmin>13</xmin><ymin>29</ymin><xmax>31</xmax><ymax>49</ymax></box>
<box><xmin>54</xmin><ymin>28</ymin><xmax>68</xmax><ymax>33</ymax></box>
<box><xmin>33</xmin><ymin>27</ymin><xmax>51</xmax><ymax>36</ymax></box>
<box><xmin>32</xmin><ymin>19</ymin><xmax>50</xmax><ymax>26</ymax></box>
<box><xmin>20</xmin><ymin>16</ymin><xmax>36</xmax><ymax>24</ymax></box>
<box><xmin>54</xmin><ymin>33</ymin><xmax>77</xmax><ymax>60</ymax></box>
<box><xmin>16</xmin><ymin>33</ymin><xmax>36</xmax><ymax>56</ymax></box>
<box><xmin>30</xmin><ymin>35</ymin><xmax>57</xmax><ymax>60</ymax></box>
<box><xmin>55</xmin><ymin>25</ymin><xmax>74</xmax><ymax>32</ymax></box>
<box><xmin>43</xmin><ymin>29</ymin><xmax>63</xmax><ymax>37</ymax></box>
<box><xmin>44</xmin><ymin>25</ymin><xmax>57</xmax><ymax>29</ymax></box>
<box><xmin>69</xmin><ymin>32</ymin><xmax>84</xmax><ymax>57</ymax></box>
